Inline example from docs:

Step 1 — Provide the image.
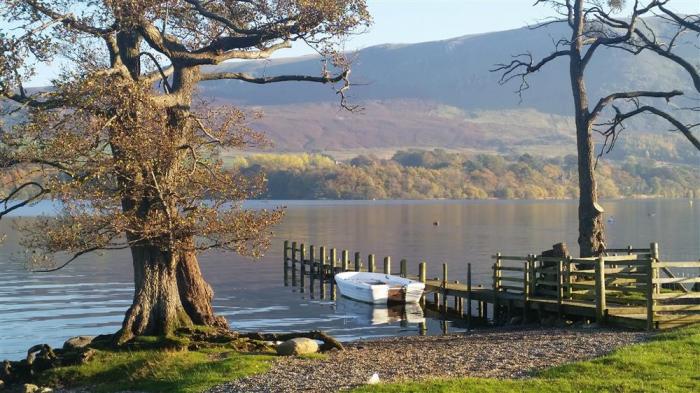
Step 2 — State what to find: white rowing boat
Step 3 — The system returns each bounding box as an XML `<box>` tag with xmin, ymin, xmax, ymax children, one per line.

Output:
<box><xmin>334</xmin><ymin>272</ymin><xmax>425</xmax><ymax>304</ymax></box>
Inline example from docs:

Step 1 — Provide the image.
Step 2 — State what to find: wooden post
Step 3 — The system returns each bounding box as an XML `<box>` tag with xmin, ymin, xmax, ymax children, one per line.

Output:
<box><xmin>368</xmin><ymin>254</ymin><xmax>376</xmax><ymax>273</ymax></box>
<box><xmin>320</xmin><ymin>246</ymin><xmax>327</xmax><ymax>299</ymax></box>
<box><xmin>566</xmin><ymin>256</ymin><xmax>573</xmax><ymax>300</ymax></box>
<box><xmin>341</xmin><ymin>250</ymin><xmax>349</xmax><ymax>272</ymax></box>
<box><xmin>650</xmin><ymin>242</ymin><xmax>660</xmax><ymax>295</ymax></box>
<box><xmin>442</xmin><ymin>263</ymin><xmax>448</xmax><ymax>311</ymax></box>
<box><xmin>330</xmin><ymin>248</ymin><xmax>337</xmax><ymax>296</ymax></box>
<box><xmin>400</xmin><ymin>259</ymin><xmax>407</xmax><ymax>277</ymax></box>
<box><xmin>528</xmin><ymin>254</ymin><xmax>537</xmax><ymax>297</ymax></box>
<box><xmin>523</xmin><ymin>258</ymin><xmax>530</xmax><ymax>323</ymax></box>
<box><xmin>299</xmin><ymin>244</ymin><xmax>306</xmax><ymax>290</ymax></box>
<box><xmin>309</xmin><ymin>245</ymin><xmax>316</xmax><ymax>293</ymax></box>
<box><xmin>595</xmin><ymin>256</ymin><xmax>606</xmax><ymax>324</ymax></box>
<box><xmin>493</xmin><ymin>253</ymin><xmax>502</xmax><ymax>323</ymax></box>
<box><xmin>330</xmin><ymin>248</ymin><xmax>338</xmax><ymax>274</ymax></box>
<box><xmin>291</xmin><ymin>241</ymin><xmax>298</xmax><ymax>269</ymax></box>
<box><xmin>557</xmin><ymin>259</ymin><xmax>564</xmax><ymax>318</ymax></box>
<box><xmin>283</xmin><ymin>240</ymin><xmax>289</xmax><ymax>268</ymax></box>
<box><xmin>354</xmin><ymin>252</ymin><xmax>361</xmax><ymax>272</ymax></box>
<box><xmin>647</xmin><ymin>242</ymin><xmax>659</xmax><ymax>330</ymax></box>
<box><xmin>419</xmin><ymin>262</ymin><xmax>427</xmax><ymax>305</ymax></box>
<box><xmin>466</xmin><ymin>263</ymin><xmax>472</xmax><ymax>324</ymax></box>
<box><xmin>383</xmin><ymin>256</ymin><xmax>391</xmax><ymax>275</ymax></box>
<box><xmin>309</xmin><ymin>245</ymin><xmax>316</xmax><ymax>275</ymax></box>
<box><xmin>320</xmin><ymin>246</ymin><xmax>327</xmax><ymax>279</ymax></box>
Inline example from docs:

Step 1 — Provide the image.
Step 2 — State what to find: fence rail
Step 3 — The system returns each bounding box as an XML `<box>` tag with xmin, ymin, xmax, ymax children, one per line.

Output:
<box><xmin>491</xmin><ymin>243</ymin><xmax>700</xmax><ymax>330</ymax></box>
<box><xmin>283</xmin><ymin>240</ymin><xmax>699</xmax><ymax>330</ymax></box>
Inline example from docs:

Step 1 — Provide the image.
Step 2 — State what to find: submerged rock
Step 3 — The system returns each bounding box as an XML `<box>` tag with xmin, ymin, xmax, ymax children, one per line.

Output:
<box><xmin>276</xmin><ymin>338</ymin><xmax>319</xmax><ymax>356</ymax></box>
<box><xmin>63</xmin><ymin>336</ymin><xmax>96</xmax><ymax>351</ymax></box>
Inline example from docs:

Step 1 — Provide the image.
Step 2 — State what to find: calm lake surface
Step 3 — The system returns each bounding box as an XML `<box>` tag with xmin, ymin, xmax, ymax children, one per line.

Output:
<box><xmin>1</xmin><ymin>199</ymin><xmax>698</xmax><ymax>359</ymax></box>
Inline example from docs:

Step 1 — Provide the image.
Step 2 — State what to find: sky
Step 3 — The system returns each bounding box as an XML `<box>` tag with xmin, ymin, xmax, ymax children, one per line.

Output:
<box><xmin>26</xmin><ymin>0</ymin><xmax>700</xmax><ymax>86</ymax></box>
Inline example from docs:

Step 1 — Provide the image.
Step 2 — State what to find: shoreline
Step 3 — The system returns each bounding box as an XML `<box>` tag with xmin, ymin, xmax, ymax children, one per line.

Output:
<box><xmin>208</xmin><ymin>326</ymin><xmax>648</xmax><ymax>393</ymax></box>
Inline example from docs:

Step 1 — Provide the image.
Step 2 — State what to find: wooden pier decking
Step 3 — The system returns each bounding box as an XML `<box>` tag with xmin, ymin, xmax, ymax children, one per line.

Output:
<box><xmin>283</xmin><ymin>241</ymin><xmax>700</xmax><ymax>331</ymax></box>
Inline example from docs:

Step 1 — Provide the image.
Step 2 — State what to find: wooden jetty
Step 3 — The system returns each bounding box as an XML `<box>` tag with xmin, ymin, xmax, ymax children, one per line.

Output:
<box><xmin>283</xmin><ymin>241</ymin><xmax>700</xmax><ymax>331</ymax></box>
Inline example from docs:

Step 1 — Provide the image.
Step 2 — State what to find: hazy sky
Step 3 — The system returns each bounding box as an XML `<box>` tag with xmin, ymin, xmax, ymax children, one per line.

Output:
<box><xmin>329</xmin><ymin>0</ymin><xmax>700</xmax><ymax>54</ymax></box>
<box><xmin>26</xmin><ymin>0</ymin><xmax>700</xmax><ymax>86</ymax></box>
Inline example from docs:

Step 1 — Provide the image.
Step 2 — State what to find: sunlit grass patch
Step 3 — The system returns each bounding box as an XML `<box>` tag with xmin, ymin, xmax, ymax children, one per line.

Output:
<box><xmin>40</xmin><ymin>342</ymin><xmax>275</xmax><ymax>393</ymax></box>
<box><xmin>353</xmin><ymin>325</ymin><xmax>700</xmax><ymax>393</ymax></box>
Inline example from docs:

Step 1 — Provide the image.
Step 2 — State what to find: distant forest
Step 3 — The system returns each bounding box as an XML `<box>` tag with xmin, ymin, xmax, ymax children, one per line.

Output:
<box><xmin>227</xmin><ymin>149</ymin><xmax>699</xmax><ymax>200</ymax></box>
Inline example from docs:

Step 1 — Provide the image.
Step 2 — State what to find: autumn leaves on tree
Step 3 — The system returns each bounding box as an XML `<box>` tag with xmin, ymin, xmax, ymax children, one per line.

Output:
<box><xmin>0</xmin><ymin>0</ymin><xmax>369</xmax><ymax>342</ymax></box>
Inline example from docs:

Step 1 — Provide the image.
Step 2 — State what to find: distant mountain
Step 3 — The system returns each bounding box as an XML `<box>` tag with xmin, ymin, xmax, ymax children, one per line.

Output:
<box><xmin>195</xmin><ymin>18</ymin><xmax>699</xmax><ymax>155</ymax></box>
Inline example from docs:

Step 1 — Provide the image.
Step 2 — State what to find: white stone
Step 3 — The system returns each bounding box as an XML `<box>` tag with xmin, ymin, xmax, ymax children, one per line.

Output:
<box><xmin>367</xmin><ymin>373</ymin><xmax>380</xmax><ymax>385</ymax></box>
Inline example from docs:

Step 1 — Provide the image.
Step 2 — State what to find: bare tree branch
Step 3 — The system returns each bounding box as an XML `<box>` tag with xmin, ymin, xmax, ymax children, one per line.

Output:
<box><xmin>0</xmin><ymin>182</ymin><xmax>49</xmax><ymax>220</ymax></box>
<box><xmin>589</xmin><ymin>89</ymin><xmax>683</xmax><ymax>121</ymax></box>
<box><xmin>200</xmin><ymin>70</ymin><xmax>348</xmax><ymax>84</ymax></box>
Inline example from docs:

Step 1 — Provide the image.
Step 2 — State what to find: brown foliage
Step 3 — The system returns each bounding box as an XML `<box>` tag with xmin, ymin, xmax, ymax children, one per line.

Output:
<box><xmin>0</xmin><ymin>0</ymin><xmax>369</xmax><ymax>336</ymax></box>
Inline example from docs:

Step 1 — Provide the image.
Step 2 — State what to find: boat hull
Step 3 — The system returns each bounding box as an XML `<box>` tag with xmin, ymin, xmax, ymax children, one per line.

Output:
<box><xmin>335</xmin><ymin>272</ymin><xmax>425</xmax><ymax>304</ymax></box>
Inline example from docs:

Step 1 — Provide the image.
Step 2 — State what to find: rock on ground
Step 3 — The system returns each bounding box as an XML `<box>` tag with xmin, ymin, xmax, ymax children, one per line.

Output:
<box><xmin>62</xmin><ymin>337</ymin><xmax>95</xmax><ymax>351</ymax></box>
<box><xmin>208</xmin><ymin>327</ymin><xmax>648</xmax><ymax>393</ymax></box>
<box><xmin>276</xmin><ymin>338</ymin><xmax>319</xmax><ymax>356</ymax></box>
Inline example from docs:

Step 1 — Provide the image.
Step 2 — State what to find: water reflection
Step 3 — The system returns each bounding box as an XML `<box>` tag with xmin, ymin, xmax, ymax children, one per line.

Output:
<box><xmin>335</xmin><ymin>296</ymin><xmax>425</xmax><ymax>326</ymax></box>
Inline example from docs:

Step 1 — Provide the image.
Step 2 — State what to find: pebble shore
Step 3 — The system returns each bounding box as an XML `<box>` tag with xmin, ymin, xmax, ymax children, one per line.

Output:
<box><xmin>208</xmin><ymin>327</ymin><xmax>648</xmax><ymax>393</ymax></box>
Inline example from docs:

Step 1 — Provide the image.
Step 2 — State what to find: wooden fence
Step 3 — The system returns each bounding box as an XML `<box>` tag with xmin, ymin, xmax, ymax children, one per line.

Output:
<box><xmin>493</xmin><ymin>243</ymin><xmax>700</xmax><ymax>330</ymax></box>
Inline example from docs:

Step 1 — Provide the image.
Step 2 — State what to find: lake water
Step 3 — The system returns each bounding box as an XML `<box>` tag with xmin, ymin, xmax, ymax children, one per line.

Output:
<box><xmin>1</xmin><ymin>199</ymin><xmax>698</xmax><ymax>360</ymax></box>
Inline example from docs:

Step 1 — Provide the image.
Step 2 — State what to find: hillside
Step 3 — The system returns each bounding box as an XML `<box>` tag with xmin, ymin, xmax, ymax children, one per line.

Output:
<box><xmin>197</xmin><ymin>19</ymin><xmax>698</xmax><ymax>157</ymax></box>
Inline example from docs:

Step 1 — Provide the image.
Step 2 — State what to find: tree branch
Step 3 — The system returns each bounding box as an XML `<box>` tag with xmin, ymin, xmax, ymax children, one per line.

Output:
<box><xmin>24</xmin><ymin>0</ymin><xmax>114</xmax><ymax>36</ymax></box>
<box><xmin>200</xmin><ymin>70</ymin><xmax>348</xmax><ymax>84</ymax></box>
<box><xmin>589</xmin><ymin>89</ymin><xmax>683</xmax><ymax>122</ymax></box>
<box><xmin>491</xmin><ymin>50</ymin><xmax>570</xmax><ymax>99</ymax></box>
<box><xmin>595</xmin><ymin>105</ymin><xmax>700</xmax><ymax>157</ymax></box>
<box><xmin>0</xmin><ymin>182</ymin><xmax>49</xmax><ymax>220</ymax></box>
<box><xmin>631</xmin><ymin>28</ymin><xmax>700</xmax><ymax>93</ymax></box>
<box><xmin>658</xmin><ymin>4</ymin><xmax>700</xmax><ymax>33</ymax></box>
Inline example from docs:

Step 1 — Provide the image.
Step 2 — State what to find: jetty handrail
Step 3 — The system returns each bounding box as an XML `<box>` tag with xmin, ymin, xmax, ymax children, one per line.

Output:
<box><xmin>490</xmin><ymin>242</ymin><xmax>699</xmax><ymax>331</ymax></box>
<box><xmin>286</xmin><ymin>240</ymin><xmax>699</xmax><ymax>331</ymax></box>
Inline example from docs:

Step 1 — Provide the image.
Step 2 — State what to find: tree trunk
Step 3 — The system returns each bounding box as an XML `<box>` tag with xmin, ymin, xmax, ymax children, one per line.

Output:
<box><xmin>571</xmin><ymin>0</ymin><xmax>606</xmax><ymax>258</ymax></box>
<box><xmin>176</xmin><ymin>244</ymin><xmax>228</xmax><ymax>328</ymax></box>
<box><xmin>117</xmin><ymin>239</ymin><xmax>228</xmax><ymax>344</ymax></box>
<box><xmin>118</xmin><ymin>244</ymin><xmax>192</xmax><ymax>343</ymax></box>
<box><xmin>575</xmin><ymin>119</ymin><xmax>605</xmax><ymax>257</ymax></box>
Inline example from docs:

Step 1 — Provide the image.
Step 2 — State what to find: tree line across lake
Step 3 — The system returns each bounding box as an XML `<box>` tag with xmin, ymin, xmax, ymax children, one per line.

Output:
<box><xmin>227</xmin><ymin>149</ymin><xmax>699</xmax><ymax>200</ymax></box>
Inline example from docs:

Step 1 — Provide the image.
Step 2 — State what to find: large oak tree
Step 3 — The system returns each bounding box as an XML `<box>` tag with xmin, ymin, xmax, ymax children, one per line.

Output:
<box><xmin>0</xmin><ymin>0</ymin><xmax>369</xmax><ymax>343</ymax></box>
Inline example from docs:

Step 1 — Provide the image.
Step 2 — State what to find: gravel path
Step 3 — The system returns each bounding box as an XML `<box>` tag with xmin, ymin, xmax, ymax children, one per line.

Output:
<box><xmin>208</xmin><ymin>327</ymin><xmax>648</xmax><ymax>393</ymax></box>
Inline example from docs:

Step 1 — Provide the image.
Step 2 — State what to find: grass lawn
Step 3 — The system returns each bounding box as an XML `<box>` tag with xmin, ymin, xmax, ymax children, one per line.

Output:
<box><xmin>38</xmin><ymin>337</ymin><xmax>276</xmax><ymax>393</ymax></box>
<box><xmin>353</xmin><ymin>325</ymin><xmax>700</xmax><ymax>393</ymax></box>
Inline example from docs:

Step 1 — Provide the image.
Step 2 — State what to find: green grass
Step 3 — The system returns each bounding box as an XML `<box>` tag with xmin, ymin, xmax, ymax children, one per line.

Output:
<box><xmin>353</xmin><ymin>325</ymin><xmax>700</xmax><ymax>393</ymax></box>
<box><xmin>40</xmin><ymin>344</ymin><xmax>275</xmax><ymax>393</ymax></box>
